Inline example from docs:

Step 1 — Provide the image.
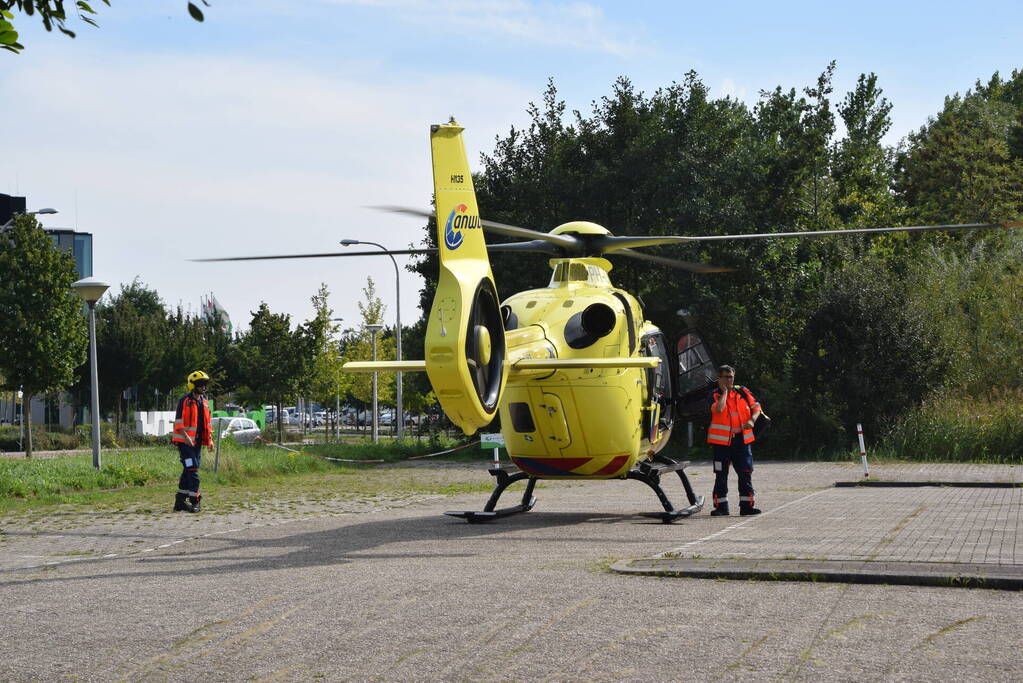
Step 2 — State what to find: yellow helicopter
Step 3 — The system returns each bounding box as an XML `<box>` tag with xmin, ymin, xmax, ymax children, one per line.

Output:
<box><xmin>204</xmin><ymin>120</ymin><xmax>1020</xmax><ymax>523</ymax></box>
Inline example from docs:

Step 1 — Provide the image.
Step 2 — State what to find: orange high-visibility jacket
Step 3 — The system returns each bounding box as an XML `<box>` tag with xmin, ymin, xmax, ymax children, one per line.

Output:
<box><xmin>171</xmin><ymin>394</ymin><xmax>212</xmax><ymax>447</ymax></box>
<box><xmin>707</xmin><ymin>386</ymin><xmax>759</xmax><ymax>446</ymax></box>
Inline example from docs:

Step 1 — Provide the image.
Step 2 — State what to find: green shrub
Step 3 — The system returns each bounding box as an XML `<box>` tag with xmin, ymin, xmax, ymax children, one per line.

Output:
<box><xmin>877</xmin><ymin>390</ymin><xmax>1023</xmax><ymax>462</ymax></box>
<box><xmin>0</xmin><ymin>425</ymin><xmax>84</xmax><ymax>451</ymax></box>
<box><xmin>100</xmin><ymin>463</ymin><xmax>153</xmax><ymax>487</ymax></box>
<box><xmin>75</xmin><ymin>423</ymin><xmax>121</xmax><ymax>448</ymax></box>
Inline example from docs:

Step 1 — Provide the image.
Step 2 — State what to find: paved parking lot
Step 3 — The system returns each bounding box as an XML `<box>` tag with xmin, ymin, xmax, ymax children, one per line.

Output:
<box><xmin>1</xmin><ymin>460</ymin><xmax>1021</xmax><ymax>681</ymax></box>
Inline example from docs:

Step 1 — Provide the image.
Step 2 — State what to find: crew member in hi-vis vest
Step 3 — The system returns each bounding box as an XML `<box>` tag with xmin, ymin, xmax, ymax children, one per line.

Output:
<box><xmin>170</xmin><ymin>371</ymin><xmax>213</xmax><ymax>513</ymax></box>
<box><xmin>707</xmin><ymin>364</ymin><xmax>763</xmax><ymax>516</ymax></box>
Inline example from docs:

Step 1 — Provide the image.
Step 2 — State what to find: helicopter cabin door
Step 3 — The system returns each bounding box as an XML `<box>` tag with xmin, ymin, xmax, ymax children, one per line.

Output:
<box><xmin>674</xmin><ymin>324</ymin><xmax>718</xmax><ymax>419</ymax></box>
<box><xmin>640</xmin><ymin>331</ymin><xmax>674</xmax><ymax>445</ymax></box>
<box><xmin>537</xmin><ymin>392</ymin><xmax>571</xmax><ymax>449</ymax></box>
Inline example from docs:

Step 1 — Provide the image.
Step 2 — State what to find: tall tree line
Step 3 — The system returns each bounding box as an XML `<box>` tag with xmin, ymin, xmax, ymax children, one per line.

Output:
<box><xmin>411</xmin><ymin>66</ymin><xmax>1023</xmax><ymax>451</ymax></box>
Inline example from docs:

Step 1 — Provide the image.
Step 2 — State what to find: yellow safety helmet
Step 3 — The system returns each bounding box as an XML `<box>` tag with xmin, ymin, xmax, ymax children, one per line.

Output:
<box><xmin>186</xmin><ymin>370</ymin><xmax>211</xmax><ymax>391</ymax></box>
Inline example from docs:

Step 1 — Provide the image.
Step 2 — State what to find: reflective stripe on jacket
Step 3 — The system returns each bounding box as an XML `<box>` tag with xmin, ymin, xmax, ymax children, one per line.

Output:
<box><xmin>171</xmin><ymin>394</ymin><xmax>212</xmax><ymax>447</ymax></box>
<box><xmin>707</xmin><ymin>386</ymin><xmax>759</xmax><ymax>446</ymax></box>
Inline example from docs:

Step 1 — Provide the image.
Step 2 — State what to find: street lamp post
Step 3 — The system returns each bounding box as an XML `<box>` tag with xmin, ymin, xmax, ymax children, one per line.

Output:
<box><xmin>332</xmin><ymin>317</ymin><xmax>343</xmax><ymax>442</ymax></box>
<box><xmin>341</xmin><ymin>239</ymin><xmax>403</xmax><ymax>440</ymax></box>
<box><xmin>366</xmin><ymin>324</ymin><xmax>384</xmax><ymax>444</ymax></box>
<box><xmin>71</xmin><ymin>277</ymin><xmax>110</xmax><ymax>469</ymax></box>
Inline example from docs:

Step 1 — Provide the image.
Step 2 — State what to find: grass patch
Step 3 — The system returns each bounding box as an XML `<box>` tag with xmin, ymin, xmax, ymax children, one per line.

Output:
<box><xmin>302</xmin><ymin>436</ymin><xmax>484</xmax><ymax>464</ymax></box>
<box><xmin>874</xmin><ymin>390</ymin><xmax>1023</xmax><ymax>463</ymax></box>
<box><xmin>0</xmin><ymin>437</ymin><xmax>494</xmax><ymax>513</ymax></box>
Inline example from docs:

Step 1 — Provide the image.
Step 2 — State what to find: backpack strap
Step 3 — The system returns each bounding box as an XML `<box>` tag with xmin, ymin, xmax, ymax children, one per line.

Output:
<box><xmin>735</xmin><ymin>385</ymin><xmax>756</xmax><ymax>408</ymax></box>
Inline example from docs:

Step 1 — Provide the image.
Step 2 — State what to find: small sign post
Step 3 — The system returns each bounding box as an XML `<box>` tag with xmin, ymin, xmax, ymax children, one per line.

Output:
<box><xmin>214</xmin><ymin>419</ymin><xmax>223</xmax><ymax>473</ymax></box>
<box><xmin>480</xmin><ymin>432</ymin><xmax>505</xmax><ymax>468</ymax></box>
<box><xmin>856</xmin><ymin>422</ymin><xmax>868</xmax><ymax>478</ymax></box>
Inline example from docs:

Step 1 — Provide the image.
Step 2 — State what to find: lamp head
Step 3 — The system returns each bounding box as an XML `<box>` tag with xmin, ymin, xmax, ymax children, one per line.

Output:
<box><xmin>71</xmin><ymin>277</ymin><xmax>110</xmax><ymax>304</ymax></box>
<box><xmin>340</xmin><ymin>239</ymin><xmax>360</xmax><ymax>246</ymax></box>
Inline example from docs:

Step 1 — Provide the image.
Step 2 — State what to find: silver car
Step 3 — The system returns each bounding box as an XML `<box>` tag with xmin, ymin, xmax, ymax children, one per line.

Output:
<box><xmin>210</xmin><ymin>416</ymin><xmax>262</xmax><ymax>445</ymax></box>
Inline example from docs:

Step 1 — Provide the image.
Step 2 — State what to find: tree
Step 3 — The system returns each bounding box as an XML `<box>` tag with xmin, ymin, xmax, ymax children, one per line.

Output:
<box><xmin>832</xmin><ymin>73</ymin><xmax>899</xmax><ymax>230</ymax></box>
<box><xmin>896</xmin><ymin>70</ymin><xmax>1023</xmax><ymax>227</ymax></box>
<box><xmin>342</xmin><ymin>277</ymin><xmax>395</xmax><ymax>409</ymax></box>
<box><xmin>301</xmin><ymin>284</ymin><xmax>350</xmax><ymax>436</ymax></box>
<box><xmin>903</xmin><ymin>234</ymin><xmax>1023</xmax><ymax>395</ymax></box>
<box><xmin>150</xmin><ymin>306</ymin><xmax>217</xmax><ymax>408</ymax></box>
<box><xmin>236</xmin><ymin>302</ymin><xmax>307</xmax><ymax>440</ymax></box>
<box><xmin>94</xmin><ymin>279</ymin><xmax>166</xmax><ymax>433</ymax></box>
<box><xmin>0</xmin><ymin>213</ymin><xmax>87</xmax><ymax>456</ymax></box>
<box><xmin>0</xmin><ymin>1</ymin><xmax>208</xmax><ymax>54</ymax></box>
<box><xmin>794</xmin><ymin>257</ymin><xmax>953</xmax><ymax>447</ymax></box>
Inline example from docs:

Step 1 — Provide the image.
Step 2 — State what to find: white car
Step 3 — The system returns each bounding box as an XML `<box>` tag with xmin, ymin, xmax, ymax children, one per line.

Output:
<box><xmin>210</xmin><ymin>416</ymin><xmax>262</xmax><ymax>445</ymax></box>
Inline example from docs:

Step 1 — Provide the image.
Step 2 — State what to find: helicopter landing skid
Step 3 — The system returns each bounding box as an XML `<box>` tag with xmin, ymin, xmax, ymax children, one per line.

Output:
<box><xmin>445</xmin><ymin>467</ymin><xmax>537</xmax><ymax>524</ymax></box>
<box><xmin>630</xmin><ymin>455</ymin><xmax>705</xmax><ymax>523</ymax></box>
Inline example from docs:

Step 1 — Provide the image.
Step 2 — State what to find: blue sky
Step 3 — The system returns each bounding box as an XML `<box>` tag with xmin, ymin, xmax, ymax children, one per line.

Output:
<box><xmin>2</xmin><ymin>0</ymin><xmax>1020</xmax><ymax>332</ymax></box>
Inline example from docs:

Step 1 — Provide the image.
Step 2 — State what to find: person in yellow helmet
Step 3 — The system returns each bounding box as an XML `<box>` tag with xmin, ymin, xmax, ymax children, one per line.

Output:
<box><xmin>170</xmin><ymin>370</ymin><xmax>213</xmax><ymax>512</ymax></box>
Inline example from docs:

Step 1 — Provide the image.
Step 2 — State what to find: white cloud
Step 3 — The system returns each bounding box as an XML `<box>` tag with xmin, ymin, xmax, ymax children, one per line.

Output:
<box><xmin>2</xmin><ymin>48</ymin><xmax>534</xmax><ymax>331</ymax></box>
<box><xmin>317</xmin><ymin>0</ymin><xmax>645</xmax><ymax>56</ymax></box>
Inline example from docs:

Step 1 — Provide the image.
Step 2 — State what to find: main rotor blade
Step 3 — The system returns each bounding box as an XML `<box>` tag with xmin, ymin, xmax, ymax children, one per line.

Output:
<box><xmin>613</xmin><ymin>248</ymin><xmax>734</xmax><ymax>273</ymax></box>
<box><xmin>594</xmin><ymin>221</ymin><xmax>1023</xmax><ymax>249</ymax></box>
<box><xmin>486</xmin><ymin>240</ymin><xmax>564</xmax><ymax>256</ymax></box>
<box><xmin>371</xmin><ymin>205</ymin><xmax>580</xmax><ymax>249</ymax></box>
<box><xmin>194</xmin><ymin>249</ymin><xmax>435</xmax><ymax>263</ymax></box>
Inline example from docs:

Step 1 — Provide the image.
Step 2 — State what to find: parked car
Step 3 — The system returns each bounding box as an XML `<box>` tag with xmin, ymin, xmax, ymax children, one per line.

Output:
<box><xmin>210</xmin><ymin>416</ymin><xmax>262</xmax><ymax>445</ymax></box>
<box><xmin>314</xmin><ymin>411</ymin><xmax>327</xmax><ymax>426</ymax></box>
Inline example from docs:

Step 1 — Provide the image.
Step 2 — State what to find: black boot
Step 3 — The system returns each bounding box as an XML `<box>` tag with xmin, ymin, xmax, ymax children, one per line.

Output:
<box><xmin>740</xmin><ymin>506</ymin><xmax>762</xmax><ymax>516</ymax></box>
<box><xmin>710</xmin><ymin>506</ymin><xmax>730</xmax><ymax>516</ymax></box>
<box><xmin>174</xmin><ymin>493</ymin><xmax>196</xmax><ymax>513</ymax></box>
<box><xmin>188</xmin><ymin>493</ymin><xmax>202</xmax><ymax>513</ymax></box>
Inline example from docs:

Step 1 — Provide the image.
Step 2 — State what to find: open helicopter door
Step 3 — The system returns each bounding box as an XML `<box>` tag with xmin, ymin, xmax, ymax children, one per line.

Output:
<box><xmin>674</xmin><ymin>313</ymin><xmax>718</xmax><ymax>419</ymax></box>
<box><xmin>425</xmin><ymin>121</ymin><xmax>508</xmax><ymax>434</ymax></box>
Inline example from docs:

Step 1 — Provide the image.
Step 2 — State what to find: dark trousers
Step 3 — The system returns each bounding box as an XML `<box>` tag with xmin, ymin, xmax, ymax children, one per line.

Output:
<box><xmin>712</xmin><ymin>435</ymin><xmax>755</xmax><ymax>509</ymax></box>
<box><xmin>177</xmin><ymin>443</ymin><xmax>202</xmax><ymax>496</ymax></box>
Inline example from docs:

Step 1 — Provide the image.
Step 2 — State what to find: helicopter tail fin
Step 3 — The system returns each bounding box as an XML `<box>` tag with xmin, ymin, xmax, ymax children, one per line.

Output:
<box><xmin>425</xmin><ymin>121</ymin><xmax>507</xmax><ymax>434</ymax></box>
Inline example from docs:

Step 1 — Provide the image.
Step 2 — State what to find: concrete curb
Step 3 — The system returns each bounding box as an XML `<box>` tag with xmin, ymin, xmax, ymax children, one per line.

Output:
<box><xmin>610</xmin><ymin>557</ymin><xmax>1023</xmax><ymax>591</ymax></box>
<box><xmin>835</xmin><ymin>480</ymin><xmax>1023</xmax><ymax>488</ymax></box>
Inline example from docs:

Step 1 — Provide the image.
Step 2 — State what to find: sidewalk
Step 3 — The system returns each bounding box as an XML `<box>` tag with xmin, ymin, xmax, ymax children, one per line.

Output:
<box><xmin>613</xmin><ymin>461</ymin><xmax>1023</xmax><ymax>589</ymax></box>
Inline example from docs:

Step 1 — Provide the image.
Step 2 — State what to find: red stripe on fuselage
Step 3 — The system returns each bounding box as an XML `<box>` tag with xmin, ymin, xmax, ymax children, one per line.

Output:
<box><xmin>590</xmin><ymin>456</ymin><xmax>629</xmax><ymax>477</ymax></box>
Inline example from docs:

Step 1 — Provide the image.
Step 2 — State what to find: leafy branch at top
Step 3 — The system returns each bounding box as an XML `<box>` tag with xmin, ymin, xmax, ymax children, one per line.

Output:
<box><xmin>0</xmin><ymin>1</ymin><xmax>209</xmax><ymax>54</ymax></box>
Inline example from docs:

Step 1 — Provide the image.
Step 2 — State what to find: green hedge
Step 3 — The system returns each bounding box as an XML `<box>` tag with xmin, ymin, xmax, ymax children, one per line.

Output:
<box><xmin>0</xmin><ymin>424</ymin><xmax>167</xmax><ymax>452</ymax></box>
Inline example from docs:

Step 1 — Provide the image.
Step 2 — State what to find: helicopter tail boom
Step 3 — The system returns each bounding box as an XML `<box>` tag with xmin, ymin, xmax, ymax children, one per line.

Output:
<box><xmin>425</xmin><ymin>121</ymin><xmax>509</xmax><ymax>434</ymax></box>
<box><xmin>343</xmin><ymin>361</ymin><xmax>427</xmax><ymax>373</ymax></box>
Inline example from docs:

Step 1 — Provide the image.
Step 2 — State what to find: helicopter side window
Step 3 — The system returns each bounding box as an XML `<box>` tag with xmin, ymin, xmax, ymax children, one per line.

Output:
<box><xmin>641</xmin><ymin>332</ymin><xmax>674</xmax><ymax>438</ymax></box>
<box><xmin>509</xmin><ymin>402</ymin><xmax>536</xmax><ymax>433</ymax></box>
<box><xmin>642</xmin><ymin>333</ymin><xmax>673</xmax><ymax>404</ymax></box>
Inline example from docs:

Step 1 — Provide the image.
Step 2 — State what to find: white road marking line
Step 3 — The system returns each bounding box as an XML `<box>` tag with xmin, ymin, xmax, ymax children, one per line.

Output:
<box><xmin>657</xmin><ymin>488</ymin><xmax>832</xmax><ymax>558</ymax></box>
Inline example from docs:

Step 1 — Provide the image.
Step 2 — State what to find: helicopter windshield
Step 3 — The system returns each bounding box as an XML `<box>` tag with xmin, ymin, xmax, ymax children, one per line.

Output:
<box><xmin>549</xmin><ymin>261</ymin><xmax>612</xmax><ymax>287</ymax></box>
